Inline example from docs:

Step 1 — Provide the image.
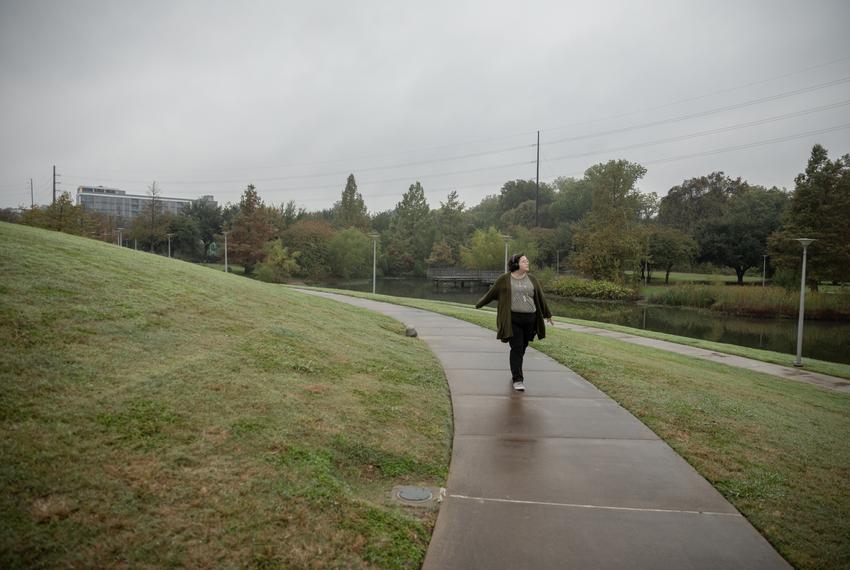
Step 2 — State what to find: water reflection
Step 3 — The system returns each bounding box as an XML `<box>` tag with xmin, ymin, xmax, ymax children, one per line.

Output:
<box><xmin>326</xmin><ymin>278</ymin><xmax>850</xmax><ymax>365</ymax></box>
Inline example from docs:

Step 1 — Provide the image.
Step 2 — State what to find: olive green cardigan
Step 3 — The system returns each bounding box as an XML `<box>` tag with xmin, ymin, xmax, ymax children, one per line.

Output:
<box><xmin>475</xmin><ymin>273</ymin><xmax>552</xmax><ymax>342</ymax></box>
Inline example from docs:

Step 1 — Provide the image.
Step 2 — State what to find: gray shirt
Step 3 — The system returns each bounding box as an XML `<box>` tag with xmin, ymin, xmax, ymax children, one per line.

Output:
<box><xmin>510</xmin><ymin>273</ymin><xmax>536</xmax><ymax>313</ymax></box>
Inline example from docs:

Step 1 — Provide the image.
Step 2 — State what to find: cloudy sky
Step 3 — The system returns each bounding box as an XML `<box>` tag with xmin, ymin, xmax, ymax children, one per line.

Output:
<box><xmin>1</xmin><ymin>0</ymin><xmax>849</xmax><ymax>213</ymax></box>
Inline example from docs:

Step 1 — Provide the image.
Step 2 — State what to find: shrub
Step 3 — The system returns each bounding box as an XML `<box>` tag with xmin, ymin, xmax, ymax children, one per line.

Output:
<box><xmin>546</xmin><ymin>277</ymin><xmax>638</xmax><ymax>301</ymax></box>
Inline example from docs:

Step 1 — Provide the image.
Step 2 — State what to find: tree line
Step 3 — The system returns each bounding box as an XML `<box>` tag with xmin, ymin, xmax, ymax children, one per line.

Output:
<box><xmin>4</xmin><ymin>144</ymin><xmax>848</xmax><ymax>290</ymax></box>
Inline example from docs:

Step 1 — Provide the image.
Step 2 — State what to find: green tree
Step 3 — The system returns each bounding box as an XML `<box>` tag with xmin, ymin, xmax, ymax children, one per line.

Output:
<box><xmin>279</xmin><ymin>200</ymin><xmax>304</xmax><ymax>231</ymax></box>
<box><xmin>166</xmin><ymin>213</ymin><xmax>202</xmax><ymax>260</ymax></box>
<box><xmin>507</xmin><ymin>227</ymin><xmax>541</xmax><ymax>267</ymax></box>
<box><xmin>647</xmin><ymin>226</ymin><xmax>698</xmax><ymax>284</ymax></box>
<box><xmin>768</xmin><ymin>144</ymin><xmax>850</xmax><ymax>289</ymax></box>
<box><xmin>432</xmin><ymin>190</ymin><xmax>469</xmax><ymax>265</ymax></box>
<box><xmin>571</xmin><ymin>160</ymin><xmax>647</xmax><ymax>281</ymax></box>
<box><xmin>467</xmin><ymin>194</ymin><xmax>502</xmax><ymax>230</ymax></box>
<box><xmin>282</xmin><ymin>219</ymin><xmax>335</xmax><ymax>278</ymax></box>
<box><xmin>386</xmin><ymin>182</ymin><xmax>433</xmax><ymax>274</ymax></box>
<box><xmin>499</xmin><ymin>179</ymin><xmax>555</xmax><ymax>216</ymax></box>
<box><xmin>182</xmin><ymin>197</ymin><xmax>223</xmax><ymax>260</ymax></box>
<box><xmin>549</xmin><ymin>177</ymin><xmax>592</xmax><ymax>226</ymax></box>
<box><xmin>699</xmin><ymin>186</ymin><xmax>788</xmax><ymax>284</ymax></box>
<box><xmin>327</xmin><ymin>227</ymin><xmax>372</xmax><ymax>279</ymax></box>
<box><xmin>658</xmin><ymin>172</ymin><xmax>749</xmax><ymax>234</ymax></box>
<box><xmin>460</xmin><ymin>227</ymin><xmax>504</xmax><ymax>270</ymax></box>
<box><xmin>255</xmin><ymin>240</ymin><xmax>300</xmax><ymax>283</ymax></box>
<box><xmin>333</xmin><ymin>174</ymin><xmax>369</xmax><ymax>230</ymax></box>
<box><xmin>20</xmin><ymin>192</ymin><xmax>92</xmax><ymax>236</ymax></box>
<box><xmin>228</xmin><ymin>184</ymin><xmax>278</xmax><ymax>275</ymax></box>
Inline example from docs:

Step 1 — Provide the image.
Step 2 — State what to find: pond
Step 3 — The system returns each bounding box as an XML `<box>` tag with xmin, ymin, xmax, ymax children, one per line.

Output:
<box><xmin>322</xmin><ymin>277</ymin><xmax>850</xmax><ymax>365</ymax></box>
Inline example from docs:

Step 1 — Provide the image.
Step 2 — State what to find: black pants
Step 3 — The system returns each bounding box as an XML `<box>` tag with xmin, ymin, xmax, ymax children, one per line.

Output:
<box><xmin>509</xmin><ymin>311</ymin><xmax>537</xmax><ymax>382</ymax></box>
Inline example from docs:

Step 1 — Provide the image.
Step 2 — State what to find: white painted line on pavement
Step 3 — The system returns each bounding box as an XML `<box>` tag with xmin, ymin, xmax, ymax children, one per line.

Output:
<box><xmin>448</xmin><ymin>494</ymin><xmax>742</xmax><ymax>517</ymax></box>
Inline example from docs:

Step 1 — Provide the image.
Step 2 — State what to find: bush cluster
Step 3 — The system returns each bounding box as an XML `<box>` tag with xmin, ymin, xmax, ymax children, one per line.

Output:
<box><xmin>545</xmin><ymin>277</ymin><xmax>638</xmax><ymax>301</ymax></box>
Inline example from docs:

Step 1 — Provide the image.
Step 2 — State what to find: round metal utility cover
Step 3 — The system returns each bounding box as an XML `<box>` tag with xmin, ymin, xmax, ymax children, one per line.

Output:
<box><xmin>397</xmin><ymin>486</ymin><xmax>432</xmax><ymax>502</ymax></box>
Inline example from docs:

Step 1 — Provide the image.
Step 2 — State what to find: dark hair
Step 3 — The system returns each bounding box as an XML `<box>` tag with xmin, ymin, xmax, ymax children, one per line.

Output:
<box><xmin>508</xmin><ymin>252</ymin><xmax>525</xmax><ymax>272</ymax></box>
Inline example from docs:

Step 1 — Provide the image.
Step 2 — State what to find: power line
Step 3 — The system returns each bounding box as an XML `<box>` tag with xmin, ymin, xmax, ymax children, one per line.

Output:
<box><xmin>542</xmin><ymin>53</ymin><xmax>850</xmax><ymax>134</ymax></box>
<box><xmin>544</xmin><ymin>99</ymin><xmax>850</xmax><ymax>163</ymax></box>
<box><xmin>643</xmin><ymin>123</ymin><xmax>850</xmax><ymax>166</ymax></box>
<box><xmin>55</xmin><ymin>67</ymin><xmax>850</xmax><ymax>189</ymax></box>
<box><xmin>542</xmin><ymin>122</ymin><xmax>850</xmax><ymax>182</ymax></box>
<box><xmin>62</xmin><ymin>142</ymin><xmax>535</xmax><ymax>186</ymax></box>
<box><xmin>544</xmin><ymin>75</ymin><xmax>850</xmax><ymax>145</ymax></box>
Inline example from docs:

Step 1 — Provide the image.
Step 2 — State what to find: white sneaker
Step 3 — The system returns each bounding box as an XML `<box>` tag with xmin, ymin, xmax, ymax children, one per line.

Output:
<box><xmin>512</xmin><ymin>381</ymin><xmax>526</xmax><ymax>392</ymax></box>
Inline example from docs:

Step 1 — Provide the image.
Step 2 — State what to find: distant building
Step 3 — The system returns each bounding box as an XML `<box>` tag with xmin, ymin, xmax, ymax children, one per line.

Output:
<box><xmin>75</xmin><ymin>186</ymin><xmax>216</xmax><ymax>223</ymax></box>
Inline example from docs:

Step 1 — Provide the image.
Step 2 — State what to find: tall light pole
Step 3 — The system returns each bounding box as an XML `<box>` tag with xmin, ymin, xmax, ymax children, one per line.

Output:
<box><xmin>501</xmin><ymin>234</ymin><xmax>512</xmax><ymax>273</ymax></box>
<box><xmin>368</xmin><ymin>232</ymin><xmax>380</xmax><ymax>294</ymax></box>
<box><xmin>793</xmin><ymin>238</ymin><xmax>815</xmax><ymax>367</ymax></box>
<box><xmin>223</xmin><ymin>231</ymin><xmax>230</xmax><ymax>273</ymax></box>
<box><xmin>166</xmin><ymin>233</ymin><xmax>175</xmax><ymax>258</ymax></box>
<box><xmin>762</xmin><ymin>254</ymin><xmax>768</xmax><ymax>287</ymax></box>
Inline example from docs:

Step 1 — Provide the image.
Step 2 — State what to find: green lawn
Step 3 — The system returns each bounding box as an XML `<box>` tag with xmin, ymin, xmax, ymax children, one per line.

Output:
<box><xmin>628</xmin><ymin>270</ymin><xmax>763</xmax><ymax>284</ymax></box>
<box><xmin>0</xmin><ymin>223</ymin><xmax>451</xmax><ymax>569</ymax></box>
<box><xmin>304</xmin><ymin>286</ymin><xmax>850</xmax><ymax>569</ymax></box>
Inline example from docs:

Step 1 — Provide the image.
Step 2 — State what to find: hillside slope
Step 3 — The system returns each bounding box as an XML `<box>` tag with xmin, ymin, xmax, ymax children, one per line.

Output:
<box><xmin>0</xmin><ymin>222</ymin><xmax>451</xmax><ymax>569</ymax></box>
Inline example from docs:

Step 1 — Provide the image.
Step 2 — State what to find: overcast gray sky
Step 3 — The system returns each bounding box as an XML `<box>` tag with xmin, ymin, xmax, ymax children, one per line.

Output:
<box><xmin>2</xmin><ymin>0</ymin><xmax>849</xmax><ymax>213</ymax></box>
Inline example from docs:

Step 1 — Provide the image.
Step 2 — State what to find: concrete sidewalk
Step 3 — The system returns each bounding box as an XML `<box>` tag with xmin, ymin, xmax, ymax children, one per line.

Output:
<box><xmin>303</xmin><ymin>290</ymin><xmax>790</xmax><ymax>569</ymax></box>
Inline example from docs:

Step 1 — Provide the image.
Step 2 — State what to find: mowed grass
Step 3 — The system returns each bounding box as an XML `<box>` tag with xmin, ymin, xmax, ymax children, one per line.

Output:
<box><xmin>306</xmin><ymin>287</ymin><xmax>850</xmax><ymax>569</ymax></box>
<box><xmin>0</xmin><ymin>222</ymin><xmax>451</xmax><ymax>569</ymax></box>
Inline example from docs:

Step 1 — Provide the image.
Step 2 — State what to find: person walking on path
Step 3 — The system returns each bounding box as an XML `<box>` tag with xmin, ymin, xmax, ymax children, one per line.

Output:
<box><xmin>475</xmin><ymin>253</ymin><xmax>553</xmax><ymax>392</ymax></box>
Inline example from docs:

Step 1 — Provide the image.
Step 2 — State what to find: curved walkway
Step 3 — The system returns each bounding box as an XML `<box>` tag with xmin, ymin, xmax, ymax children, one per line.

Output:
<box><xmin>303</xmin><ymin>290</ymin><xmax>790</xmax><ymax>569</ymax></box>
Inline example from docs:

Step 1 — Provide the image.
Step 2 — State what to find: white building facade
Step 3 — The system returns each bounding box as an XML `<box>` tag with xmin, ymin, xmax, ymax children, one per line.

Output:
<box><xmin>76</xmin><ymin>186</ymin><xmax>215</xmax><ymax>222</ymax></box>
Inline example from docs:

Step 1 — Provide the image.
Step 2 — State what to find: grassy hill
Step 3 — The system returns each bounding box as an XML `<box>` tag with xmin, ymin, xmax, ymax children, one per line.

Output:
<box><xmin>0</xmin><ymin>222</ymin><xmax>451</xmax><ymax>569</ymax></box>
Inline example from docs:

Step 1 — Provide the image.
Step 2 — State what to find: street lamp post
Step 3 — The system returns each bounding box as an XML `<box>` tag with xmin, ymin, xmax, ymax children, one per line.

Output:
<box><xmin>166</xmin><ymin>233</ymin><xmax>175</xmax><ymax>258</ymax></box>
<box><xmin>762</xmin><ymin>254</ymin><xmax>768</xmax><ymax>287</ymax></box>
<box><xmin>793</xmin><ymin>238</ymin><xmax>815</xmax><ymax>367</ymax></box>
<box><xmin>223</xmin><ymin>231</ymin><xmax>230</xmax><ymax>273</ymax></box>
<box><xmin>368</xmin><ymin>232</ymin><xmax>380</xmax><ymax>294</ymax></box>
<box><xmin>501</xmin><ymin>234</ymin><xmax>512</xmax><ymax>273</ymax></box>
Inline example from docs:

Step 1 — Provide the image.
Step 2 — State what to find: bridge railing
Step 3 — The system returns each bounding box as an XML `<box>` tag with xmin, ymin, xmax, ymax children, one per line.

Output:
<box><xmin>426</xmin><ymin>267</ymin><xmax>503</xmax><ymax>282</ymax></box>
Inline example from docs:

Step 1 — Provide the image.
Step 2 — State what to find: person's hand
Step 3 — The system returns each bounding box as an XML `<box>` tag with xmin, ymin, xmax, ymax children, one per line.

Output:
<box><xmin>546</xmin><ymin>317</ymin><xmax>554</xmax><ymax>326</ymax></box>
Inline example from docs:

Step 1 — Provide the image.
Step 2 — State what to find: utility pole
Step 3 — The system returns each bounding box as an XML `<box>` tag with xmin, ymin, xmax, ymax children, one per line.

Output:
<box><xmin>30</xmin><ymin>178</ymin><xmax>34</xmax><ymax>209</ymax></box>
<box><xmin>535</xmin><ymin>130</ymin><xmax>540</xmax><ymax>227</ymax></box>
<box><xmin>52</xmin><ymin>165</ymin><xmax>56</xmax><ymax>204</ymax></box>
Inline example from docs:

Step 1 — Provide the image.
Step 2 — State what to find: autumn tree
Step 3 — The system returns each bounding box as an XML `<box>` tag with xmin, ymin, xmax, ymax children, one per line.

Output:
<box><xmin>228</xmin><ymin>184</ymin><xmax>278</xmax><ymax>275</ymax></box>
